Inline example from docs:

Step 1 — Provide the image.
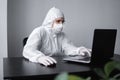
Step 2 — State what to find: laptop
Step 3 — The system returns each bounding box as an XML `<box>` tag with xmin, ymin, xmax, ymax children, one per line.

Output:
<box><xmin>63</xmin><ymin>29</ymin><xmax>117</xmax><ymax>65</ymax></box>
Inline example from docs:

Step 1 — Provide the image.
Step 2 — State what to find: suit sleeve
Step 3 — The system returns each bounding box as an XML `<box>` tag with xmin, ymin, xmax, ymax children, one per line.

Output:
<box><xmin>23</xmin><ymin>27</ymin><xmax>45</xmax><ymax>63</ymax></box>
<box><xmin>62</xmin><ymin>33</ymin><xmax>79</xmax><ymax>56</ymax></box>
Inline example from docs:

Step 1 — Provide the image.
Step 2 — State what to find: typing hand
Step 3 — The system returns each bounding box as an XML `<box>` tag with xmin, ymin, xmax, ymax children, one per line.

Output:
<box><xmin>37</xmin><ymin>56</ymin><xmax>57</xmax><ymax>67</ymax></box>
<box><xmin>78</xmin><ymin>47</ymin><xmax>91</xmax><ymax>57</ymax></box>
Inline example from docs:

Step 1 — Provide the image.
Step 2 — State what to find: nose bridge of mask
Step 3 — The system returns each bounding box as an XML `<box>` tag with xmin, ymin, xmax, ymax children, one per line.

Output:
<box><xmin>54</xmin><ymin>23</ymin><xmax>63</xmax><ymax>29</ymax></box>
<box><xmin>57</xmin><ymin>23</ymin><xmax>63</xmax><ymax>28</ymax></box>
<box><xmin>54</xmin><ymin>24</ymin><xmax>63</xmax><ymax>31</ymax></box>
<box><xmin>52</xmin><ymin>23</ymin><xmax>63</xmax><ymax>34</ymax></box>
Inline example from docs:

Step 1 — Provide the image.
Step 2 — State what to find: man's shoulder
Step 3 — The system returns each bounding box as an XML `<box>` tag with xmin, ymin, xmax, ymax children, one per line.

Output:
<box><xmin>33</xmin><ymin>26</ymin><xmax>46</xmax><ymax>32</ymax></box>
<box><xmin>30</xmin><ymin>27</ymin><xmax>46</xmax><ymax>37</ymax></box>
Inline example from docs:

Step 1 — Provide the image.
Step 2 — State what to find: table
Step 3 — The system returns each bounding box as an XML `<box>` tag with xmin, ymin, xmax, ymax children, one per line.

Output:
<box><xmin>3</xmin><ymin>56</ymin><xmax>92</xmax><ymax>80</ymax></box>
<box><xmin>3</xmin><ymin>54</ymin><xmax>120</xmax><ymax>80</ymax></box>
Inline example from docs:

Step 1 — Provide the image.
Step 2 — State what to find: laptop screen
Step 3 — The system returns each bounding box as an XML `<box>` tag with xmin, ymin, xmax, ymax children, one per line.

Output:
<box><xmin>91</xmin><ymin>29</ymin><xmax>117</xmax><ymax>64</ymax></box>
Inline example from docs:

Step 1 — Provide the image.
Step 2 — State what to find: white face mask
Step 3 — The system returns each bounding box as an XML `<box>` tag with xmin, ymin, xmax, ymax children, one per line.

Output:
<box><xmin>52</xmin><ymin>23</ymin><xmax>63</xmax><ymax>34</ymax></box>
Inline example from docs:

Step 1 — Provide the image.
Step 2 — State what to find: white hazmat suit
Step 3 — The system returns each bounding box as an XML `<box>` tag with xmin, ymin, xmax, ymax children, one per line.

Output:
<box><xmin>23</xmin><ymin>7</ymin><xmax>91</xmax><ymax>66</ymax></box>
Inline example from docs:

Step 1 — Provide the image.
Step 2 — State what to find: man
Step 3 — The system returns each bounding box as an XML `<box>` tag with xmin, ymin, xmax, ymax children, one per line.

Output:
<box><xmin>23</xmin><ymin>7</ymin><xmax>91</xmax><ymax>66</ymax></box>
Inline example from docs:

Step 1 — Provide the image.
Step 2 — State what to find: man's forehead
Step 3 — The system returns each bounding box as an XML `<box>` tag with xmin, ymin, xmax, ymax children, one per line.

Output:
<box><xmin>55</xmin><ymin>17</ymin><xmax>64</xmax><ymax>20</ymax></box>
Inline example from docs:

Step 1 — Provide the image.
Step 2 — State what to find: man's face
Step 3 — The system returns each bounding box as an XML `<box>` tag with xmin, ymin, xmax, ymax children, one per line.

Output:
<box><xmin>52</xmin><ymin>17</ymin><xmax>65</xmax><ymax>28</ymax></box>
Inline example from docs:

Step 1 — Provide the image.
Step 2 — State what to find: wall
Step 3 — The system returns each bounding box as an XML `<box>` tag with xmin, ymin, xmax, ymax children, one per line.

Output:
<box><xmin>8</xmin><ymin>0</ymin><xmax>120</xmax><ymax>57</ymax></box>
<box><xmin>0</xmin><ymin>0</ymin><xmax>7</xmax><ymax>79</ymax></box>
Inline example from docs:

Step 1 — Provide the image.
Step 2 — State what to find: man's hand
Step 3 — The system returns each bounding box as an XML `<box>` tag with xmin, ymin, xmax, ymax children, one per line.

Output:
<box><xmin>37</xmin><ymin>56</ymin><xmax>57</xmax><ymax>67</ymax></box>
<box><xmin>77</xmin><ymin>47</ymin><xmax>91</xmax><ymax>57</ymax></box>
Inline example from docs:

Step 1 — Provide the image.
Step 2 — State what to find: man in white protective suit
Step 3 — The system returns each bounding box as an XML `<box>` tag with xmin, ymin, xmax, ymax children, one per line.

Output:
<box><xmin>23</xmin><ymin>7</ymin><xmax>91</xmax><ymax>66</ymax></box>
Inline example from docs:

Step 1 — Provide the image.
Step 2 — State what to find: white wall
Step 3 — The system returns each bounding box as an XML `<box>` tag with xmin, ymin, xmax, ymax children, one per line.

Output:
<box><xmin>8</xmin><ymin>0</ymin><xmax>120</xmax><ymax>57</ymax></box>
<box><xmin>0</xmin><ymin>0</ymin><xmax>7</xmax><ymax>79</ymax></box>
